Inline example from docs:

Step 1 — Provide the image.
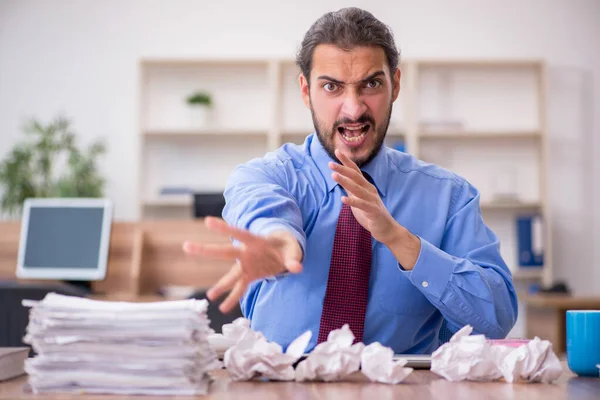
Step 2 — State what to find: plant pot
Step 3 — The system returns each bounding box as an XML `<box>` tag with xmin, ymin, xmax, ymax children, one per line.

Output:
<box><xmin>189</xmin><ymin>105</ymin><xmax>210</xmax><ymax>128</ymax></box>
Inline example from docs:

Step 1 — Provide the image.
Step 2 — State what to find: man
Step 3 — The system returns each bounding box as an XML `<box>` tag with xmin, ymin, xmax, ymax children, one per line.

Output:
<box><xmin>183</xmin><ymin>7</ymin><xmax>518</xmax><ymax>354</ymax></box>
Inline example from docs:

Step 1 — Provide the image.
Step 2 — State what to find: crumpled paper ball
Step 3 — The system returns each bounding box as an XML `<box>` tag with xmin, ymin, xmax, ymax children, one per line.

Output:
<box><xmin>498</xmin><ymin>337</ymin><xmax>562</xmax><ymax>383</ymax></box>
<box><xmin>224</xmin><ymin>329</ymin><xmax>312</xmax><ymax>381</ymax></box>
<box><xmin>208</xmin><ymin>317</ymin><xmax>259</xmax><ymax>357</ymax></box>
<box><xmin>361</xmin><ymin>342</ymin><xmax>414</xmax><ymax>384</ymax></box>
<box><xmin>431</xmin><ymin>325</ymin><xmax>562</xmax><ymax>383</ymax></box>
<box><xmin>295</xmin><ymin>324</ymin><xmax>365</xmax><ymax>382</ymax></box>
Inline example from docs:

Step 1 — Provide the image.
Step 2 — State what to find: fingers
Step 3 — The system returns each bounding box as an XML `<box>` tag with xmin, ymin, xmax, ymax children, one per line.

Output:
<box><xmin>335</xmin><ymin>149</ymin><xmax>361</xmax><ymax>173</ymax></box>
<box><xmin>219</xmin><ymin>279</ymin><xmax>247</xmax><ymax>313</ymax></box>
<box><xmin>331</xmin><ymin>170</ymin><xmax>373</xmax><ymax>199</ymax></box>
<box><xmin>328</xmin><ymin>161</ymin><xmax>365</xmax><ymax>182</ymax></box>
<box><xmin>182</xmin><ymin>241</ymin><xmax>242</xmax><ymax>260</ymax></box>
<box><xmin>328</xmin><ymin>156</ymin><xmax>376</xmax><ymax>197</ymax></box>
<box><xmin>204</xmin><ymin>217</ymin><xmax>257</xmax><ymax>244</ymax></box>
<box><xmin>341</xmin><ymin>195</ymin><xmax>376</xmax><ymax>213</ymax></box>
<box><xmin>284</xmin><ymin>259</ymin><xmax>303</xmax><ymax>274</ymax></box>
<box><xmin>206</xmin><ymin>262</ymin><xmax>242</xmax><ymax>301</ymax></box>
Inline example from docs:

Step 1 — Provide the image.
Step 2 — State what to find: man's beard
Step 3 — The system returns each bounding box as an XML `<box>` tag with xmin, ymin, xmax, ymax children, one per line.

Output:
<box><xmin>310</xmin><ymin>101</ymin><xmax>393</xmax><ymax>168</ymax></box>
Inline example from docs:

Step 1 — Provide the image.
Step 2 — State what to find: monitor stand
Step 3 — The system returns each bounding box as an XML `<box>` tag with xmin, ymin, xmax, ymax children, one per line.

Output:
<box><xmin>62</xmin><ymin>280</ymin><xmax>93</xmax><ymax>295</ymax></box>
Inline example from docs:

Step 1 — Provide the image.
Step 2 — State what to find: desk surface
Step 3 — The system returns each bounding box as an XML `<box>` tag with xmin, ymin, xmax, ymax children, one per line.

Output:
<box><xmin>1</xmin><ymin>363</ymin><xmax>599</xmax><ymax>400</ymax></box>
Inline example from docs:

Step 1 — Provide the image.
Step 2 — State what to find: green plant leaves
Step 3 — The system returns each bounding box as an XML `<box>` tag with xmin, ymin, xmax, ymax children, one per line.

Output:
<box><xmin>0</xmin><ymin>115</ymin><xmax>106</xmax><ymax>217</ymax></box>
<box><xmin>186</xmin><ymin>91</ymin><xmax>212</xmax><ymax>106</ymax></box>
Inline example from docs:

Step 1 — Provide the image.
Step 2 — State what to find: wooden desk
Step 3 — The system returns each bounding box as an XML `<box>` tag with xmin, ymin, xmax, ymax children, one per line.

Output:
<box><xmin>521</xmin><ymin>294</ymin><xmax>600</xmax><ymax>354</ymax></box>
<box><xmin>1</xmin><ymin>362</ymin><xmax>598</xmax><ymax>400</ymax></box>
<box><xmin>0</xmin><ymin>220</ymin><xmax>231</xmax><ymax>297</ymax></box>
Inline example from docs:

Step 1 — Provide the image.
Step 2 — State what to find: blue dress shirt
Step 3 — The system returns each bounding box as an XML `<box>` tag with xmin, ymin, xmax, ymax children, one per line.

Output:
<box><xmin>222</xmin><ymin>133</ymin><xmax>518</xmax><ymax>354</ymax></box>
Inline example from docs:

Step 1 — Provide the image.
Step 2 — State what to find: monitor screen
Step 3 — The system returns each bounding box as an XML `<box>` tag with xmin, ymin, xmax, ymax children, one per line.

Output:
<box><xmin>16</xmin><ymin>198</ymin><xmax>112</xmax><ymax>281</ymax></box>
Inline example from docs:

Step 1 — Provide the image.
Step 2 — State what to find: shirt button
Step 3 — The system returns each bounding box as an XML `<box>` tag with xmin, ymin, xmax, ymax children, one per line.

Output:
<box><xmin>422</xmin><ymin>281</ymin><xmax>429</xmax><ymax>288</ymax></box>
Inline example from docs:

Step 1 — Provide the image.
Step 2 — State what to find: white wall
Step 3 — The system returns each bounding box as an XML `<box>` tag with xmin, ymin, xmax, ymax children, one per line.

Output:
<box><xmin>1</xmin><ymin>0</ymin><xmax>599</xmax><ymax>295</ymax></box>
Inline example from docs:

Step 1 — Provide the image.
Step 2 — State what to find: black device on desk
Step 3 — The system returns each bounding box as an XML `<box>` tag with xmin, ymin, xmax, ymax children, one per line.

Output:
<box><xmin>193</xmin><ymin>193</ymin><xmax>226</xmax><ymax>218</ymax></box>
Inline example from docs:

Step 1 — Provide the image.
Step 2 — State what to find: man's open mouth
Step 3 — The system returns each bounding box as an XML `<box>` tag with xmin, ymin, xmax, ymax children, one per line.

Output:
<box><xmin>337</xmin><ymin>124</ymin><xmax>370</xmax><ymax>142</ymax></box>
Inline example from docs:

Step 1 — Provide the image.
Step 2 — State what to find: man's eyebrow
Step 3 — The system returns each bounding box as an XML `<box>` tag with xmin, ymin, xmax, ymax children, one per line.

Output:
<box><xmin>316</xmin><ymin>70</ymin><xmax>386</xmax><ymax>85</ymax></box>
<box><xmin>360</xmin><ymin>70</ymin><xmax>385</xmax><ymax>83</ymax></box>
<box><xmin>316</xmin><ymin>75</ymin><xmax>344</xmax><ymax>84</ymax></box>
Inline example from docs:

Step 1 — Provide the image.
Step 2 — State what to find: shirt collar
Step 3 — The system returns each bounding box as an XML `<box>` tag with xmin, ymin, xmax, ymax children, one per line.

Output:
<box><xmin>309</xmin><ymin>133</ymin><xmax>388</xmax><ymax>198</ymax></box>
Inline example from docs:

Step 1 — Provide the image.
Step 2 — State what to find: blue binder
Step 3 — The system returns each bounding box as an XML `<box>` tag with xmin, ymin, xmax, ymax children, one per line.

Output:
<box><xmin>516</xmin><ymin>215</ymin><xmax>544</xmax><ymax>267</ymax></box>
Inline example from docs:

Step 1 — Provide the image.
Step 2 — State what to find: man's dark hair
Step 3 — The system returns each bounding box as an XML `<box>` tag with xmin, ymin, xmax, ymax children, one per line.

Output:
<box><xmin>296</xmin><ymin>7</ymin><xmax>401</xmax><ymax>84</ymax></box>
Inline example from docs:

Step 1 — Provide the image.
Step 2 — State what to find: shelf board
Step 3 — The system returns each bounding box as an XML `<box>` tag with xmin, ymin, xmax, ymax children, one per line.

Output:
<box><xmin>141</xmin><ymin>58</ymin><xmax>270</xmax><ymax>67</ymax></box>
<box><xmin>419</xmin><ymin>130</ymin><xmax>541</xmax><ymax>140</ymax></box>
<box><xmin>512</xmin><ymin>268</ymin><xmax>543</xmax><ymax>280</ymax></box>
<box><xmin>142</xmin><ymin>196</ymin><xmax>193</xmax><ymax>207</ymax></box>
<box><xmin>416</xmin><ymin>59</ymin><xmax>543</xmax><ymax>69</ymax></box>
<box><xmin>480</xmin><ymin>200</ymin><xmax>542</xmax><ymax>211</ymax></box>
<box><xmin>144</xmin><ymin>128</ymin><xmax>268</xmax><ymax>138</ymax></box>
<box><xmin>281</xmin><ymin>129</ymin><xmax>406</xmax><ymax>137</ymax></box>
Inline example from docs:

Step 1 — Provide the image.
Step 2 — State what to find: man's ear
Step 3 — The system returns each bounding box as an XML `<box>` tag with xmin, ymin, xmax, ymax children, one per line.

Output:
<box><xmin>392</xmin><ymin>68</ymin><xmax>401</xmax><ymax>102</ymax></box>
<box><xmin>299</xmin><ymin>73</ymin><xmax>311</xmax><ymax>109</ymax></box>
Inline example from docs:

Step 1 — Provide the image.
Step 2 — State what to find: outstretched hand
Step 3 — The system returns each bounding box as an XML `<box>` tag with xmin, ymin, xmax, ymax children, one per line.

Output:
<box><xmin>183</xmin><ymin>217</ymin><xmax>303</xmax><ymax>313</ymax></box>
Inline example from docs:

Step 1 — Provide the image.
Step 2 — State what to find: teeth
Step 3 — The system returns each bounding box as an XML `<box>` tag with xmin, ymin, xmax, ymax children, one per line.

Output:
<box><xmin>344</xmin><ymin>125</ymin><xmax>366</xmax><ymax>131</ymax></box>
<box><xmin>341</xmin><ymin>130</ymin><xmax>367</xmax><ymax>142</ymax></box>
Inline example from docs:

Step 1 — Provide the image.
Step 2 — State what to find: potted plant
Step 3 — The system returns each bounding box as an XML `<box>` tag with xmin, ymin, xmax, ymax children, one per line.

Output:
<box><xmin>186</xmin><ymin>91</ymin><xmax>212</xmax><ymax>128</ymax></box>
<box><xmin>0</xmin><ymin>115</ymin><xmax>106</xmax><ymax>218</ymax></box>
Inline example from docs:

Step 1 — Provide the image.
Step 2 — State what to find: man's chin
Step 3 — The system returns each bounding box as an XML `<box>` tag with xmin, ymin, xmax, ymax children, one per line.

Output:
<box><xmin>344</xmin><ymin>150</ymin><xmax>371</xmax><ymax>168</ymax></box>
<box><xmin>335</xmin><ymin>138</ymin><xmax>369</xmax><ymax>157</ymax></box>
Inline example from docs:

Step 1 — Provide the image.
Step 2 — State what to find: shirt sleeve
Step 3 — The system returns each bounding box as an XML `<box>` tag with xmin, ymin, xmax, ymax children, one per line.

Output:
<box><xmin>400</xmin><ymin>180</ymin><xmax>518</xmax><ymax>339</ymax></box>
<box><xmin>221</xmin><ymin>158</ymin><xmax>306</xmax><ymax>317</ymax></box>
<box><xmin>222</xmin><ymin>158</ymin><xmax>306</xmax><ymax>254</ymax></box>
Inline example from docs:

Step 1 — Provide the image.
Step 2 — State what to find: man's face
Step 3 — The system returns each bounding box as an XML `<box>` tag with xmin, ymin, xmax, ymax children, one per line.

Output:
<box><xmin>300</xmin><ymin>44</ymin><xmax>401</xmax><ymax>167</ymax></box>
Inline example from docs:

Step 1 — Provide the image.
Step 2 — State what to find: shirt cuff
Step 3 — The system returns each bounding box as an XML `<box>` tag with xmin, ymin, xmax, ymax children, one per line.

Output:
<box><xmin>398</xmin><ymin>236</ymin><xmax>455</xmax><ymax>299</ymax></box>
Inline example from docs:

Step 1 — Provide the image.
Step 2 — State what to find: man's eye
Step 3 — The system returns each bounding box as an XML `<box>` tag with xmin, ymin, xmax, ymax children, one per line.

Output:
<box><xmin>366</xmin><ymin>80</ymin><xmax>382</xmax><ymax>89</ymax></box>
<box><xmin>323</xmin><ymin>83</ymin><xmax>338</xmax><ymax>92</ymax></box>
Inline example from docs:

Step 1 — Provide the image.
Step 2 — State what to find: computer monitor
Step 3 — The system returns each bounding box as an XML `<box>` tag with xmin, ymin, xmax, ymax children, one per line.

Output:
<box><xmin>16</xmin><ymin>198</ymin><xmax>113</xmax><ymax>282</ymax></box>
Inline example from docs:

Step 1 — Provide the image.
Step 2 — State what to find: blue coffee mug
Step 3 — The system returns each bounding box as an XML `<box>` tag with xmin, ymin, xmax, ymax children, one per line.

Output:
<box><xmin>566</xmin><ymin>310</ymin><xmax>600</xmax><ymax>377</ymax></box>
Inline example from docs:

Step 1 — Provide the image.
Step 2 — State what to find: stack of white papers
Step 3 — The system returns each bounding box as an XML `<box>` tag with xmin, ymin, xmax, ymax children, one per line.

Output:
<box><xmin>22</xmin><ymin>293</ymin><xmax>220</xmax><ymax>395</ymax></box>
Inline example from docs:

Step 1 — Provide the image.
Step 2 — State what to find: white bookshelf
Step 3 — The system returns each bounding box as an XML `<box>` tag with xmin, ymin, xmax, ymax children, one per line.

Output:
<box><xmin>403</xmin><ymin>59</ymin><xmax>551</xmax><ymax>285</ymax></box>
<box><xmin>144</xmin><ymin>128</ymin><xmax>268</xmax><ymax>138</ymax></box>
<box><xmin>137</xmin><ymin>57</ymin><xmax>551</xmax><ymax>284</ymax></box>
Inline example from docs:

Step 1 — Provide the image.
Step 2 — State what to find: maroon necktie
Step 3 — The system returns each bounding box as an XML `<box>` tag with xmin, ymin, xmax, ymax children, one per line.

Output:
<box><xmin>317</xmin><ymin>203</ymin><xmax>372</xmax><ymax>344</ymax></box>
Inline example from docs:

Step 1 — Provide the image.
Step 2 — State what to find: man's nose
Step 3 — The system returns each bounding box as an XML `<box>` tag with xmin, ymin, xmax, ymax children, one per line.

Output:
<box><xmin>340</xmin><ymin>92</ymin><xmax>367</xmax><ymax>121</ymax></box>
